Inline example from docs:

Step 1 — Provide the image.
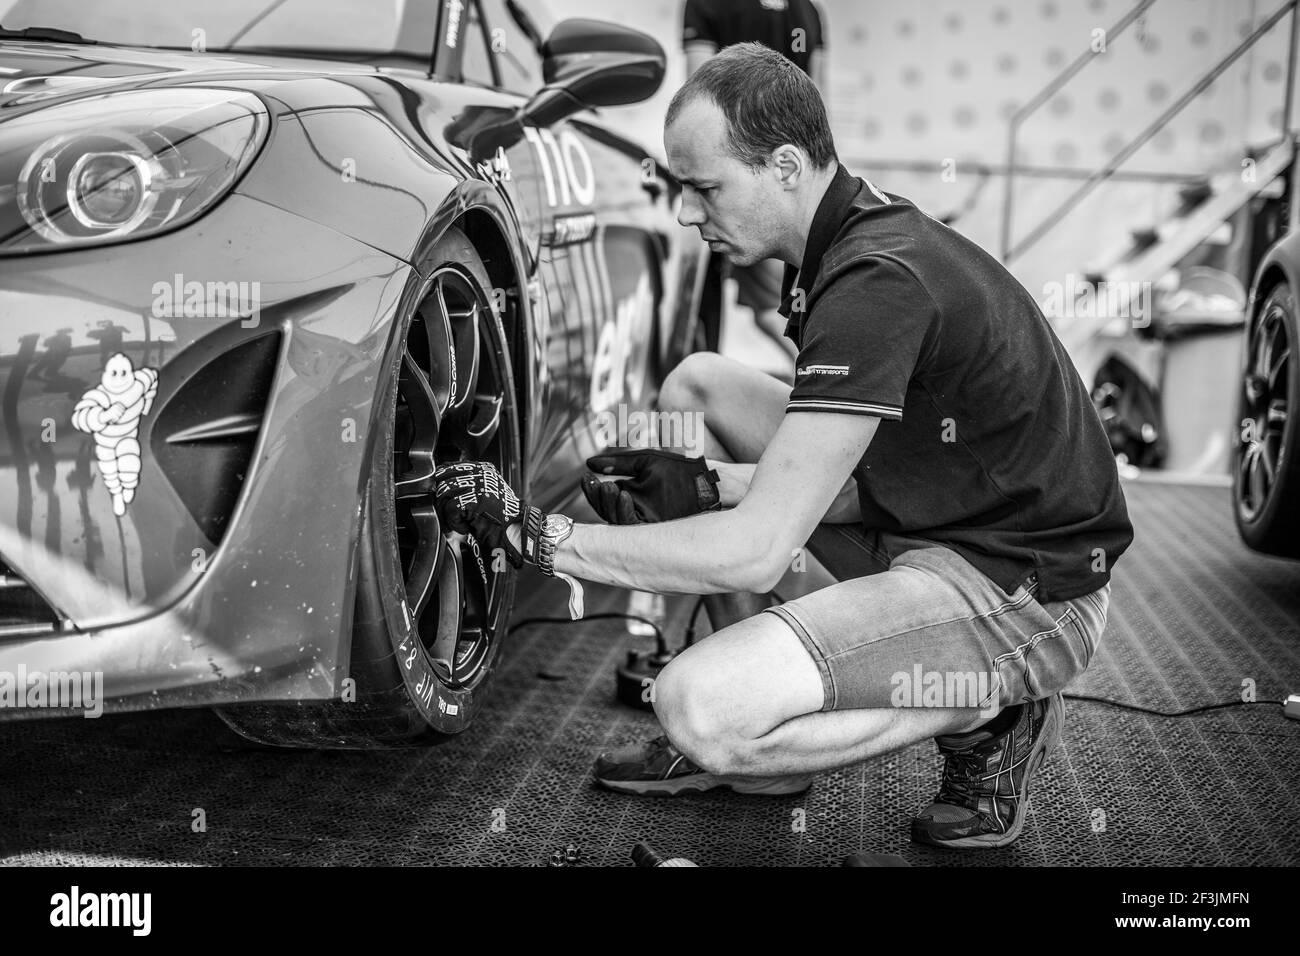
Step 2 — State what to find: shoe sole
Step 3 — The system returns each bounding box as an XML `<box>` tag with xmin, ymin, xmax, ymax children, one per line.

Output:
<box><xmin>912</xmin><ymin>695</ymin><xmax>1066</xmax><ymax>850</ymax></box>
<box><xmin>596</xmin><ymin>772</ymin><xmax>813</xmax><ymax>797</ymax></box>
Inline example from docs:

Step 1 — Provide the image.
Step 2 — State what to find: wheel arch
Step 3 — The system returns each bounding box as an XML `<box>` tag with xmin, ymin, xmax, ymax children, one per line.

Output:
<box><xmin>454</xmin><ymin>207</ymin><xmax>534</xmax><ymax>487</ymax></box>
<box><xmin>408</xmin><ymin>183</ymin><xmax>538</xmax><ymax>494</ymax></box>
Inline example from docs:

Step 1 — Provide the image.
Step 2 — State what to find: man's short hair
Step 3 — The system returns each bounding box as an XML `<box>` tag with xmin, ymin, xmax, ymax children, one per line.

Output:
<box><xmin>666</xmin><ymin>42</ymin><xmax>837</xmax><ymax>170</ymax></box>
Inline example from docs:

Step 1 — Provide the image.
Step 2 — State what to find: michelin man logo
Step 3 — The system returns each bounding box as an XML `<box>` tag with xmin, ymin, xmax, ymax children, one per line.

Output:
<box><xmin>71</xmin><ymin>353</ymin><xmax>159</xmax><ymax>516</ymax></box>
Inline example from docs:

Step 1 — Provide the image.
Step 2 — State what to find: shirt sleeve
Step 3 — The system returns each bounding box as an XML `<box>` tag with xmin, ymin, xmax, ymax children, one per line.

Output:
<box><xmin>787</xmin><ymin>257</ymin><xmax>935</xmax><ymax>420</ymax></box>
<box><xmin>682</xmin><ymin>0</ymin><xmax>721</xmax><ymax>47</ymax></box>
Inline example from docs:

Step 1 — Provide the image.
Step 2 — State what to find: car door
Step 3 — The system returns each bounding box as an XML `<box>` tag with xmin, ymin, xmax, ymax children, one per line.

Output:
<box><xmin>452</xmin><ymin>0</ymin><xmax>687</xmax><ymax>509</ymax></box>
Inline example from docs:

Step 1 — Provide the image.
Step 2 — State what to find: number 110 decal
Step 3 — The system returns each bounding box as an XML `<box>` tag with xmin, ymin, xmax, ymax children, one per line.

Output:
<box><xmin>524</xmin><ymin>126</ymin><xmax>596</xmax><ymax>208</ymax></box>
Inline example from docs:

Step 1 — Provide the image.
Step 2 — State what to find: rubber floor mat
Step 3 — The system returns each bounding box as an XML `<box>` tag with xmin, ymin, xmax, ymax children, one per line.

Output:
<box><xmin>1</xmin><ymin>479</ymin><xmax>1296</xmax><ymax>866</ymax></box>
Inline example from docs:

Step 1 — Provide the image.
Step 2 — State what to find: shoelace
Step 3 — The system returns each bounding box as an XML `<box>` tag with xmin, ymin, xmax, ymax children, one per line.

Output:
<box><xmin>937</xmin><ymin>749</ymin><xmax>986</xmax><ymax>808</ymax></box>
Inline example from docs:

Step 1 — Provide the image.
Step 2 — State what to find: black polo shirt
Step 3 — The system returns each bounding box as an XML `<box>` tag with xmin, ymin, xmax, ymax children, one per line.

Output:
<box><xmin>683</xmin><ymin>0</ymin><xmax>824</xmax><ymax>75</ymax></box>
<box><xmin>779</xmin><ymin>164</ymin><xmax>1133</xmax><ymax>602</ymax></box>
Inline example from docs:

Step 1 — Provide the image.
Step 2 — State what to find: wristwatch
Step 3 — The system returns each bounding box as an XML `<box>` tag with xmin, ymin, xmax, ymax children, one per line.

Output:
<box><xmin>536</xmin><ymin>513</ymin><xmax>574</xmax><ymax>577</ymax></box>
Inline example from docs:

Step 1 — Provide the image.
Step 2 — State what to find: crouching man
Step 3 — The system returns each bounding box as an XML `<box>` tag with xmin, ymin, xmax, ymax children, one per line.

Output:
<box><xmin>434</xmin><ymin>42</ymin><xmax>1133</xmax><ymax>849</ymax></box>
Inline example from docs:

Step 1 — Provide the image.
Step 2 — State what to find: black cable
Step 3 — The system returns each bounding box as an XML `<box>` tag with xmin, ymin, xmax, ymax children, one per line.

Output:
<box><xmin>511</xmin><ymin>612</ymin><xmax>664</xmax><ymax>649</ymax></box>
<box><xmin>1063</xmin><ymin>694</ymin><xmax>1286</xmax><ymax>717</ymax></box>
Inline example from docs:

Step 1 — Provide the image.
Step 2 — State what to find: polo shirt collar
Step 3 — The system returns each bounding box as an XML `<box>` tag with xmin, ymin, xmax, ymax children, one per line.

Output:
<box><xmin>779</xmin><ymin>162</ymin><xmax>862</xmax><ymax>325</ymax></box>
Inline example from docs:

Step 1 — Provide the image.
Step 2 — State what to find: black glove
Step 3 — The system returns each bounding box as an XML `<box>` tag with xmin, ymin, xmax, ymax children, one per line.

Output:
<box><xmin>580</xmin><ymin>449</ymin><xmax>721</xmax><ymax>524</ymax></box>
<box><xmin>434</xmin><ymin>461</ymin><xmax>524</xmax><ymax>567</ymax></box>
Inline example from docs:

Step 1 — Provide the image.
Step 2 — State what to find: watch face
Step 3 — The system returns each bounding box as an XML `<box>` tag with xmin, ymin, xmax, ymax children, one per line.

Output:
<box><xmin>543</xmin><ymin>514</ymin><xmax>572</xmax><ymax>536</ymax></box>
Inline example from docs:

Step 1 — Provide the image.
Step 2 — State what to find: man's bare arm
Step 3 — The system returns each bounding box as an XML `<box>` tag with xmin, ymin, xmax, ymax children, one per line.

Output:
<box><xmin>531</xmin><ymin>412</ymin><xmax>879</xmax><ymax>594</ymax></box>
<box><xmin>712</xmin><ymin>460</ymin><xmax>861</xmax><ymax>523</ymax></box>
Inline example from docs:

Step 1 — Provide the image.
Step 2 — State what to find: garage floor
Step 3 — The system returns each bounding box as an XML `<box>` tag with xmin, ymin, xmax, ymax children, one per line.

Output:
<box><xmin>1</xmin><ymin>479</ymin><xmax>1298</xmax><ymax>867</ymax></box>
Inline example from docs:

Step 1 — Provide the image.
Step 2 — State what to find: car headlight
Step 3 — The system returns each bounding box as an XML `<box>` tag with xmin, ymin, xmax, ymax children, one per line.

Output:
<box><xmin>0</xmin><ymin>88</ymin><xmax>268</xmax><ymax>254</ymax></box>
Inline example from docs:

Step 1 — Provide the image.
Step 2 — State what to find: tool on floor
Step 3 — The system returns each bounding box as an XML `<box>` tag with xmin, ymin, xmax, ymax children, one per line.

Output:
<box><xmin>616</xmin><ymin>596</ymin><xmax>706</xmax><ymax>710</ymax></box>
<box><xmin>616</xmin><ymin>643</ymin><xmax>678</xmax><ymax>710</ymax></box>
<box><xmin>631</xmin><ymin>841</ymin><xmax>698</xmax><ymax>867</ymax></box>
<box><xmin>545</xmin><ymin>844</ymin><xmax>581</xmax><ymax>866</ymax></box>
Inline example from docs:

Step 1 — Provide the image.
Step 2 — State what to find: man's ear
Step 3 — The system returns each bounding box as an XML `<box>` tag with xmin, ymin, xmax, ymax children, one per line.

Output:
<box><xmin>771</xmin><ymin>144</ymin><xmax>804</xmax><ymax>189</ymax></box>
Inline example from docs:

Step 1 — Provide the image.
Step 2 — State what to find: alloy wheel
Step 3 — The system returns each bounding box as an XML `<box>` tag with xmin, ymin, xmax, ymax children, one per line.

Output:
<box><xmin>391</xmin><ymin>264</ymin><xmax>513</xmax><ymax>687</ymax></box>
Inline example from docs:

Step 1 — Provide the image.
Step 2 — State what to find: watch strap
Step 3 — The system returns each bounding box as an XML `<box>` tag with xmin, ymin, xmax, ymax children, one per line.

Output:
<box><xmin>522</xmin><ymin>505</ymin><xmax>544</xmax><ymax>566</ymax></box>
<box><xmin>537</xmin><ymin>514</ymin><xmax>575</xmax><ymax>578</ymax></box>
<box><xmin>537</xmin><ymin>522</ymin><xmax>558</xmax><ymax>577</ymax></box>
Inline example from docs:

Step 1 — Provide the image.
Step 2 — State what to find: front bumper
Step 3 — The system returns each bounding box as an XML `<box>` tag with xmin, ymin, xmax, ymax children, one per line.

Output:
<box><xmin>0</xmin><ymin>194</ymin><xmax>415</xmax><ymax>714</ymax></box>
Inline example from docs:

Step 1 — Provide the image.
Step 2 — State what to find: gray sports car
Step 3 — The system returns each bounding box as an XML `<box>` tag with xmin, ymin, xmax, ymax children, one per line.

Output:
<box><xmin>0</xmin><ymin>0</ymin><xmax>708</xmax><ymax>745</ymax></box>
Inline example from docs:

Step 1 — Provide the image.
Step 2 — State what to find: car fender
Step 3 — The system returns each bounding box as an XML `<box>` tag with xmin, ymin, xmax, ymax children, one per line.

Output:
<box><xmin>404</xmin><ymin>180</ymin><xmax>542</xmax><ymax>494</ymax></box>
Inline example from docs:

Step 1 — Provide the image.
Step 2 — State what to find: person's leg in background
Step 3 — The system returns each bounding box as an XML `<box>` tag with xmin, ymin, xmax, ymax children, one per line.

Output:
<box><xmin>655</xmin><ymin>351</ymin><xmax>790</xmax><ymax>630</ymax></box>
<box><xmin>697</xmin><ymin>252</ymin><xmax>724</xmax><ymax>353</ymax></box>
<box><xmin>733</xmin><ymin>257</ymin><xmax>798</xmax><ymax>378</ymax></box>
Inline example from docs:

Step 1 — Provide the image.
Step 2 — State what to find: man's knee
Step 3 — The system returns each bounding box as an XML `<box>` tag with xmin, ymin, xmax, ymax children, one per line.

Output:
<box><xmin>652</xmin><ymin>657</ymin><xmax>746</xmax><ymax>774</ymax></box>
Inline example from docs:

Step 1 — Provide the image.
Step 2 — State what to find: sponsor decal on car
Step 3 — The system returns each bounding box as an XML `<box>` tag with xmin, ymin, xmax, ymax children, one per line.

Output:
<box><xmin>525</xmin><ymin>127</ymin><xmax>596</xmax><ymax>208</ymax></box>
<box><xmin>70</xmin><ymin>353</ymin><xmax>159</xmax><ymax>517</ymax></box>
<box><xmin>550</xmin><ymin>212</ymin><xmax>597</xmax><ymax>246</ymax></box>
<box><xmin>477</xmin><ymin>145</ymin><xmax>512</xmax><ymax>186</ymax></box>
<box><xmin>591</xmin><ymin>272</ymin><xmax>654</xmax><ymax>411</ymax></box>
<box><xmin>445</xmin><ymin>0</ymin><xmax>464</xmax><ymax>49</ymax></box>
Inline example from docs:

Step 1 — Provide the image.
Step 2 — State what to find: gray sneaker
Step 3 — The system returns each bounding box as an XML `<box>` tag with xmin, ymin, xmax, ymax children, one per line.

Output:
<box><xmin>593</xmin><ymin>734</ymin><xmax>813</xmax><ymax>797</ymax></box>
<box><xmin>910</xmin><ymin>693</ymin><xmax>1065</xmax><ymax>849</ymax></box>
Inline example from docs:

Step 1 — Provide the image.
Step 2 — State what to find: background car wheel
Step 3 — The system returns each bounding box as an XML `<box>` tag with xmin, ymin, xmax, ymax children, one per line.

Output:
<box><xmin>1233</xmin><ymin>282</ymin><xmax>1300</xmax><ymax>558</ymax></box>
<box><xmin>218</xmin><ymin>227</ymin><xmax>522</xmax><ymax>747</ymax></box>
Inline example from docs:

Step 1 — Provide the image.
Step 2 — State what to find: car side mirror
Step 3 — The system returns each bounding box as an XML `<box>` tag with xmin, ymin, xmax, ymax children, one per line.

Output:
<box><xmin>520</xmin><ymin>19</ymin><xmax>665</xmax><ymax>128</ymax></box>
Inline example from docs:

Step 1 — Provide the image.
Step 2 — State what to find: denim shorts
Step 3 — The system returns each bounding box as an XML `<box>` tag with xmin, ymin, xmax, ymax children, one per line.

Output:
<box><xmin>763</xmin><ymin>528</ymin><xmax>1111</xmax><ymax>712</ymax></box>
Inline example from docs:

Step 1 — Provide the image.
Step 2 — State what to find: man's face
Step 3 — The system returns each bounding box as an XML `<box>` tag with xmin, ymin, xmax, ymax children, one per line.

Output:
<box><xmin>665</xmin><ymin>99</ymin><xmax>785</xmax><ymax>267</ymax></box>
